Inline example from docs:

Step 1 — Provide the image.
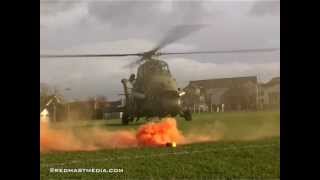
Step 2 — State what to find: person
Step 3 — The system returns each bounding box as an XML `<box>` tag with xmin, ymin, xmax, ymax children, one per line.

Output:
<box><xmin>128</xmin><ymin>73</ymin><xmax>136</xmax><ymax>88</ymax></box>
<box><xmin>222</xmin><ymin>104</ymin><xmax>225</xmax><ymax>112</ymax></box>
<box><xmin>129</xmin><ymin>73</ymin><xmax>135</xmax><ymax>83</ymax></box>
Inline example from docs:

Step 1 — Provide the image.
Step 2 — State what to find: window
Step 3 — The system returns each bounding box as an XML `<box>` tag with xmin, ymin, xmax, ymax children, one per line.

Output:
<box><xmin>151</xmin><ymin>61</ymin><xmax>170</xmax><ymax>74</ymax></box>
<box><xmin>159</xmin><ymin>61</ymin><xmax>170</xmax><ymax>74</ymax></box>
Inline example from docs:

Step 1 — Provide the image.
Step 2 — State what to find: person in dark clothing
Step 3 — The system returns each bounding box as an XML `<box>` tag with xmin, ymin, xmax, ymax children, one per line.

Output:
<box><xmin>129</xmin><ymin>73</ymin><xmax>135</xmax><ymax>83</ymax></box>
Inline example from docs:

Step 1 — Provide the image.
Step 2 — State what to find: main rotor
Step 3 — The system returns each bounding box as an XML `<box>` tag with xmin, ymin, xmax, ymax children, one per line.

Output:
<box><xmin>40</xmin><ymin>25</ymin><xmax>280</xmax><ymax>68</ymax></box>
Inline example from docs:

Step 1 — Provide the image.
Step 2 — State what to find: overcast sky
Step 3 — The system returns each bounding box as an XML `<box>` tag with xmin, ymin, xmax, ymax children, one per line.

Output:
<box><xmin>40</xmin><ymin>0</ymin><xmax>280</xmax><ymax>101</ymax></box>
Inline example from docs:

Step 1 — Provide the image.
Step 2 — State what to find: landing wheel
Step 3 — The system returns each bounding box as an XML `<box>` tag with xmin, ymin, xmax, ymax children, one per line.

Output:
<box><xmin>182</xmin><ymin>109</ymin><xmax>192</xmax><ymax>121</ymax></box>
<box><xmin>122</xmin><ymin>111</ymin><xmax>129</xmax><ymax>125</ymax></box>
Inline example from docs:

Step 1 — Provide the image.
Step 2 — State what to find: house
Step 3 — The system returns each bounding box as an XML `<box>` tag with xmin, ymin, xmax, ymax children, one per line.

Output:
<box><xmin>258</xmin><ymin>77</ymin><xmax>280</xmax><ymax>109</ymax></box>
<box><xmin>182</xmin><ymin>76</ymin><xmax>258</xmax><ymax>111</ymax></box>
<box><xmin>104</xmin><ymin>100</ymin><xmax>123</xmax><ymax>119</ymax></box>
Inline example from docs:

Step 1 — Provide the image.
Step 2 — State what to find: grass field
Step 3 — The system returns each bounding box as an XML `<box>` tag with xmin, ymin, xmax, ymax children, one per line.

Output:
<box><xmin>41</xmin><ymin>110</ymin><xmax>280</xmax><ymax>179</ymax></box>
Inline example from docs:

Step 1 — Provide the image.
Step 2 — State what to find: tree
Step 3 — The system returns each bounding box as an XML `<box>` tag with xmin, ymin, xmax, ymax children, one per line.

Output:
<box><xmin>40</xmin><ymin>83</ymin><xmax>66</xmax><ymax>121</ymax></box>
<box><xmin>40</xmin><ymin>83</ymin><xmax>53</xmax><ymax>110</ymax></box>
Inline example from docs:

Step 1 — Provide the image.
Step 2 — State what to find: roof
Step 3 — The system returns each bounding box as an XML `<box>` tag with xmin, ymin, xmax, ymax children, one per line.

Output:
<box><xmin>109</xmin><ymin>100</ymin><xmax>121</xmax><ymax>106</ymax></box>
<box><xmin>186</xmin><ymin>76</ymin><xmax>257</xmax><ymax>89</ymax></box>
<box><xmin>262</xmin><ymin>77</ymin><xmax>280</xmax><ymax>87</ymax></box>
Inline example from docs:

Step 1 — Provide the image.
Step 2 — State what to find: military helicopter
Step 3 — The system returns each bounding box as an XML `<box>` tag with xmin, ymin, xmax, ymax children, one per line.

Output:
<box><xmin>41</xmin><ymin>25</ymin><xmax>279</xmax><ymax>124</ymax></box>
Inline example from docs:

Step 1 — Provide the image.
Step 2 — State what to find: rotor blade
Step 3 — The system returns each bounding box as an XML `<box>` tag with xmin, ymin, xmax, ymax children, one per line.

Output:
<box><xmin>158</xmin><ymin>48</ymin><xmax>280</xmax><ymax>56</ymax></box>
<box><xmin>152</xmin><ymin>24</ymin><xmax>206</xmax><ymax>53</ymax></box>
<box><xmin>40</xmin><ymin>53</ymin><xmax>144</xmax><ymax>58</ymax></box>
<box><xmin>122</xmin><ymin>57</ymin><xmax>143</xmax><ymax>69</ymax></box>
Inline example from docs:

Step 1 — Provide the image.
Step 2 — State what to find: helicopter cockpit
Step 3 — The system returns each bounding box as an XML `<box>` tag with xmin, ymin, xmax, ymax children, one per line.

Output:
<box><xmin>138</xmin><ymin>59</ymin><xmax>171</xmax><ymax>77</ymax></box>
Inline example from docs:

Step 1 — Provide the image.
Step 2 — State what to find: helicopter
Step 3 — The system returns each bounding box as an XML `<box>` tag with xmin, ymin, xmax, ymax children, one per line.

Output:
<box><xmin>41</xmin><ymin>25</ymin><xmax>279</xmax><ymax>125</ymax></box>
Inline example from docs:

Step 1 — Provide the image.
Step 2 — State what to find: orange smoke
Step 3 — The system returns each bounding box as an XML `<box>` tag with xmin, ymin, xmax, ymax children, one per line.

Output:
<box><xmin>40</xmin><ymin>121</ymin><xmax>137</xmax><ymax>152</ymax></box>
<box><xmin>40</xmin><ymin>117</ymin><xmax>225</xmax><ymax>153</ymax></box>
<box><xmin>136</xmin><ymin>118</ymin><xmax>185</xmax><ymax>147</ymax></box>
<box><xmin>40</xmin><ymin>117</ymin><xmax>186</xmax><ymax>152</ymax></box>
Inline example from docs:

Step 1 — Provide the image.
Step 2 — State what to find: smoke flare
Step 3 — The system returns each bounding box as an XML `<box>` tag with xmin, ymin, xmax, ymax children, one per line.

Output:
<box><xmin>136</xmin><ymin>118</ymin><xmax>185</xmax><ymax>147</ymax></box>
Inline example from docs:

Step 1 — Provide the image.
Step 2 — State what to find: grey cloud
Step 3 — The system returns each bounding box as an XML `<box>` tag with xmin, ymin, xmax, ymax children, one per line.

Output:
<box><xmin>88</xmin><ymin>1</ymin><xmax>214</xmax><ymax>29</ymax></box>
<box><xmin>40</xmin><ymin>0</ymin><xmax>79</xmax><ymax>15</ymax></box>
<box><xmin>250</xmin><ymin>0</ymin><xmax>280</xmax><ymax>16</ymax></box>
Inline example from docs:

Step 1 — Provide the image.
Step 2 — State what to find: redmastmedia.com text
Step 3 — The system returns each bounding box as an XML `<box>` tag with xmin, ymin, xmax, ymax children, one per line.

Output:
<box><xmin>49</xmin><ymin>168</ymin><xmax>124</xmax><ymax>173</ymax></box>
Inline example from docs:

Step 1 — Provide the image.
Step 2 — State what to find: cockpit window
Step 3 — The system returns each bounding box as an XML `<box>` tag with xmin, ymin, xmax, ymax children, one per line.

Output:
<box><xmin>137</xmin><ymin>60</ymin><xmax>171</xmax><ymax>78</ymax></box>
<box><xmin>161</xmin><ymin>63</ymin><xmax>169</xmax><ymax>73</ymax></box>
<box><xmin>162</xmin><ymin>65</ymin><xmax>169</xmax><ymax>72</ymax></box>
<box><xmin>147</xmin><ymin>61</ymin><xmax>170</xmax><ymax>74</ymax></box>
<box><xmin>158</xmin><ymin>61</ymin><xmax>170</xmax><ymax>74</ymax></box>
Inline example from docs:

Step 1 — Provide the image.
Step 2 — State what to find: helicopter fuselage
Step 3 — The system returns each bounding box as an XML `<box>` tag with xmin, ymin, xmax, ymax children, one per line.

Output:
<box><xmin>121</xmin><ymin>58</ymin><xmax>191</xmax><ymax>124</ymax></box>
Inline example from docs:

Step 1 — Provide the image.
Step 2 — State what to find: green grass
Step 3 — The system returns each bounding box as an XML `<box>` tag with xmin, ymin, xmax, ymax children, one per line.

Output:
<box><xmin>41</xmin><ymin>111</ymin><xmax>280</xmax><ymax>179</ymax></box>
